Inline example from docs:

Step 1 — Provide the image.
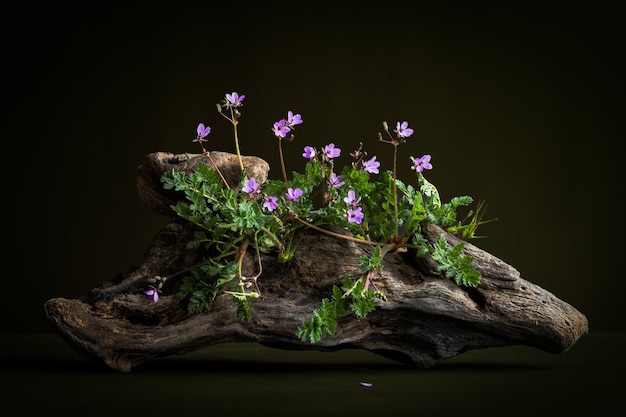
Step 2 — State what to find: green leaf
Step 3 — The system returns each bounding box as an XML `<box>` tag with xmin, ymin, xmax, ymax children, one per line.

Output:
<box><xmin>419</xmin><ymin>174</ymin><xmax>441</xmax><ymax>209</ymax></box>
<box><xmin>296</xmin><ymin>297</ymin><xmax>339</xmax><ymax>343</ymax></box>
<box><xmin>430</xmin><ymin>235</ymin><xmax>480</xmax><ymax>287</ymax></box>
<box><xmin>349</xmin><ymin>290</ymin><xmax>377</xmax><ymax>318</ymax></box>
<box><xmin>233</xmin><ymin>294</ymin><xmax>252</xmax><ymax>322</ymax></box>
<box><xmin>357</xmin><ymin>245</ymin><xmax>383</xmax><ymax>273</ymax></box>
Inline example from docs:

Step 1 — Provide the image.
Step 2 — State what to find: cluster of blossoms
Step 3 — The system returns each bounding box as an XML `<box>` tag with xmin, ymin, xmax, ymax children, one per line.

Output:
<box><xmin>272</xmin><ymin>110</ymin><xmax>303</xmax><ymax>138</ymax></box>
<box><xmin>241</xmin><ymin>177</ymin><xmax>304</xmax><ymax>213</ymax></box>
<box><xmin>344</xmin><ymin>189</ymin><xmax>364</xmax><ymax>224</ymax></box>
<box><xmin>197</xmin><ymin>92</ymin><xmax>433</xmax><ymax>230</ymax></box>
<box><xmin>300</xmin><ymin>142</ymin><xmax>375</xmax><ymax>225</ymax></box>
<box><xmin>301</xmin><ymin>143</ymin><xmax>344</xmax><ymax>161</ymax></box>
<box><xmin>195</xmin><ymin>92</ymin><xmax>245</xmax><ymax>145</ymax></box>
<box><xmin>148</xmin><ymin>91</ymin><xmax>435</xmax><ymax>302</ymax></box>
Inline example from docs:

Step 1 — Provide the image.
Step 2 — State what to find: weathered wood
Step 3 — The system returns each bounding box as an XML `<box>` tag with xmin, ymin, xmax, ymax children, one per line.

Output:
<box><xmin>136</xmin><ymin>151</ymin><xmax>270</xmax><ymax>216</ymax></box>
<box><xmin>44</xmin><ymin>152</ymin><xmax>588</xmax><ymax>372</ymax></box>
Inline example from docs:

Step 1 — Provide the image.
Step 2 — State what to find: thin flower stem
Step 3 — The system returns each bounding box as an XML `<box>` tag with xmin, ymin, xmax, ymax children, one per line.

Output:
<box><xmin>195</xmin><ymin>144</ymin><xmax>231</xmax><ymax>190</ymax></box>
<box><xmin>204</xmin><ymin>151</ymin><xmax>230</xmax><ymax>189</ymax></box>
<box><xmin>218</xmin><ymin>110</ymin><xmax>233</xmax><ymax>123</ymax></box>
<box><xmin>232</xmin><ymin>123</ymin><xmax>244</xmax><ymax>173</ymax></box>
<box><xmin>158</xmin><ymin>260</ymin><xmax>209</xmax><ymax>280</ymax></box>
<box><xmin>392</xmin><ymin>143</ymin><xmax>399</xmax><ymax>239</ymax></box>
<box><xmin>321</xmin><ymin>161</ymin><xmax>333</xmax><ymax>204</ymax></box>
<box><xmin>229</xmin><ymin>107</ymin><xmax>245</xmax><ymax>173</ymax></box>
<box><xmin>278</xmin><ymin>138</ymin><xmax>288</xmax><ymax>186</ymax></box>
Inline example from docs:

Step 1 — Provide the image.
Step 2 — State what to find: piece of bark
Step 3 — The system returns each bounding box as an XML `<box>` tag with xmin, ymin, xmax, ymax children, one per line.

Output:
<box><xmin>136</xmin><ymin>151</ymin><xmax>270</xmax><ymax>216</ymax></box>
<box><xmin>44</xmin><ymin>152</ymin><xmax>588</xmax><ymax>372</ymax></box>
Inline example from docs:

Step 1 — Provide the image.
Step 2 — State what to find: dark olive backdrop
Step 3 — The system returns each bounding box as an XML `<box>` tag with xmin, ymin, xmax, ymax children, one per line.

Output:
<box><xmin>3</xmin><ymin>3</ymin><xmax>623</xmax><ymax>333</ymax></box>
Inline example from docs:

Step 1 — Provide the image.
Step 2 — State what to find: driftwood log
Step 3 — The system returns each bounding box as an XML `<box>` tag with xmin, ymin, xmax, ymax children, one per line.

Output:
<box><xmin>44</xmin><ymin>151</ymin><xmax>589</xmax><ymax>372</ymax></box>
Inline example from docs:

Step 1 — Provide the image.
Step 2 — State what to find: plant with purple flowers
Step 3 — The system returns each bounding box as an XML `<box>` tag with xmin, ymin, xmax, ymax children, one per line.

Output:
<box><xmin>242</xmin><ymin>177</ymin><xmax>261</xmax><ymax>196</ymax></box>
<box><xmin>152</xmin><ymin>91</ymin><xmax>495</xmax><ymax>342</ymax></box>
<box><xmin>144</xmin><ymin>275</ymin><xmax>167</xmax><ymax>303</ymax></box>
<box><xmin>218</xmin><ymin>92</ymin><xmax>247</xmax><ymax>172</ymax></box>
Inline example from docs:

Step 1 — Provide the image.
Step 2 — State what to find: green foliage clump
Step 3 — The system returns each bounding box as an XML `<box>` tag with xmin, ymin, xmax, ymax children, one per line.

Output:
<box><xmin>143</xmin><ymin>91</ymin><xmax>496</xmax><ymax>343</ymax></box>
<box><xmin>296</xmin><ymin>276</ymin><xmax>386</xmax><ymax>343</ymax></box>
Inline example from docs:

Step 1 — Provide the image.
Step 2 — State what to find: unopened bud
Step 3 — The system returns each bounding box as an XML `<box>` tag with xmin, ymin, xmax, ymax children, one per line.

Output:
<box><xmin>382</xmin><ymin>121</ymin><xmax>388</xmax><ymax>131</ymax></box>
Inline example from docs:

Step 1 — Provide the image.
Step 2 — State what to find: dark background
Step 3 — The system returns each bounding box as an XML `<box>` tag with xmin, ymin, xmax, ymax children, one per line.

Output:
<box><xmin>3</xmin><ymin>3</ymin><xmax>623</xmax><ymax>334</ymax></box>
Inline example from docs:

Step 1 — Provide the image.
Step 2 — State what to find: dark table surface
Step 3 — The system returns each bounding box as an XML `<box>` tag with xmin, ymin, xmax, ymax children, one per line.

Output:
<box><xmin>1</xmin><ymin>331</ymin><xmax>622</xmax><ymax>416</ymax></box>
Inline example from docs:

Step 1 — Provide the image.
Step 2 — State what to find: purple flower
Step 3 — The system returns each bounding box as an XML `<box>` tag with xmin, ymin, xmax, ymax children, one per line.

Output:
<box><xmin>286</xmin><ymin>187</ymin><xmax>303</xmax><ymax>202</ymax></box>
<box><xmin>347</xmin><ymin>207</ymin><xmax>364</xmax><ymax>224</ymax></box>
<box><xmin>302</xmin><ymin>146</ymin><xmax>317</xmax><ymax>159</ymax></box>
<box><xmin>196</xmin><ymin>123</ymin><xmax>211</xmax><ymax>140</ymax></box>
<box><xmin>329</xmin><ymin>172</ymin><xmax>344</xmax><ymax>188</ymax></box>
<box><xmin>263</xmin><ymin>195</ymin><xmax>278</xmax><ymax>211</ymax></box>
<box><xmin>323</xmin><ymin>143</ymin><xmax>341</xmax><ymax>159</ymax></box>
<box><xmin>225</xmin><ymin>92</ymin><xmax>245</xmax><ymax>107</ymax></box>
<box><xmin>273</xmin><ymin>119</ymin><xmax>291</xmax><ymax>138</ymax></box>
<box><xmin>396</xmin><ymin>121</ymin><xmax>414</xmax><ymax>138</ymax></box>
<box><xmin>360</xmin><ymin>382</ymin><xmax>373</xmax><ymax>388</ymax></box>
<box><xmin>287</xmin><ymin>111</ymin><xmax>303</xmax><ymax>126</ymax></box>
<box><xmin>242</xmin><ymin>177</ymin><xmax>261</xmax><ymax>195</ymax></box>
<box><xmin>344</xmin><ymin>189</ymin><xmax>361</xmax><ymax>206</ymax></box>
<box><xmin>410</xmin><ymin>154</ymin><xmax>433</xmax><ymax>172</ymax></box>
<box><xmin>145</xmin><ymin>288</ymin><xmax>159</xmax><ymax>303</ymax></box>
<box><xmin>362</xmin><ymin>156</ymin><xmax>380</xmax><ymax>174</ymax></box>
